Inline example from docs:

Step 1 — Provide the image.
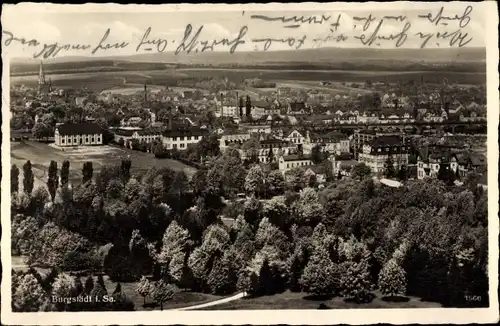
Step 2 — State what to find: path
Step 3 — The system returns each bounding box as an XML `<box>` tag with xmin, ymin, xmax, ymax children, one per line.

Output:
<box><xmin>172</xmin><ymin>292</ymin><xmax>247</xmax><ymax>310</ymax></box>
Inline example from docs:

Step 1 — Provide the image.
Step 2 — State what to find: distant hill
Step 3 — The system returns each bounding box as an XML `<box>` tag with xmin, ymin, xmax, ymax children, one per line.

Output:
<box><xmin>117</xmin><ymin>47</ymin><xmax>486</xmax><ymax>64</ymax></box>
<box><xmin>11</xmin><ymin>46</ymin><xmax>485</xmax><ymax>66</ymax></box>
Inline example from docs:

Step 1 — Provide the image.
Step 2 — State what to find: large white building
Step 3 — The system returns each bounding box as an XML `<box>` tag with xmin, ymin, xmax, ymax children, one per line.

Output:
<box><xmin>114</xmin><ymin>127</ymin><xmax>162</xmax><ymax>145</ymax></box>
<box><xmin>278</xmin><ymin>154</ymin><xmax>313</xmax><ymax>173</ymax></box>
<box><xmin>358</xmin><ymin>135</ymin><xmax>409</xmax><ymax>173</ymax></box>
<box><xmin>162</xmin><ymin>127</ymin><xmax>207</xmax><ymax>150</ymax></box>
<box><xmin>219</xmin><ymin>131</ymin><xmax>252</xmax><ymax>150</ymax></box>
<box><xmin>54</xmin><ymin>123</ymin><xmax>103</xmax><ymax>147</ymax></box>
<box><xmin>304</xmin><ymin>131</ymin><xmax>350</xmax><ymax>155</ymax></box>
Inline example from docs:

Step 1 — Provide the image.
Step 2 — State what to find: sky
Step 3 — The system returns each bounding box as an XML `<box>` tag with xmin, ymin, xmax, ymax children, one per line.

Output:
<box><xmin>1</xmin><ymin>2</ymin><xmax>489</xmax><ymax>59</ymax></box>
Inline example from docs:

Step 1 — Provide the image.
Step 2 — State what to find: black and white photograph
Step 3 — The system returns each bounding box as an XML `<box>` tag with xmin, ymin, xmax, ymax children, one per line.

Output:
<box><xmin>1</xmin><ymin>2</ymin><xmax>498</xmax><ymax>325</ymax></box>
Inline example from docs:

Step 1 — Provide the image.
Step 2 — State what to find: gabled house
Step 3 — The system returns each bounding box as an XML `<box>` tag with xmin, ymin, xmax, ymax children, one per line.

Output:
<box><xmin>416</xmin><ymin>146</ymin><xmax>458</xmax><ymax>179</ymax></box>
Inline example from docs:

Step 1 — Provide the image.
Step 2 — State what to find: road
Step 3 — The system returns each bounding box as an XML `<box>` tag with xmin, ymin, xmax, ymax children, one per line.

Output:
<box><xmin>173</xmin><ymin>292</ymin><xmax>247</xmax><ymax>310</ymax></box>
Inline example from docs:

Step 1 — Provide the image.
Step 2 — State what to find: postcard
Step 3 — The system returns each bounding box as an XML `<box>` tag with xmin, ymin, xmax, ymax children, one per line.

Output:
<box><xmin>1</xmin><ymin>2</ymin><xmax>499</xmax><ymax>325</ymax></box>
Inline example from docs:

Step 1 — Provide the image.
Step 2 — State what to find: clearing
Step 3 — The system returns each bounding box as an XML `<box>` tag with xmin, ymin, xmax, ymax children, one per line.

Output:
<box><xmin>11</xmin><ymin>141</ymin><xmax>196</xmax><ymax>190</ymax></box>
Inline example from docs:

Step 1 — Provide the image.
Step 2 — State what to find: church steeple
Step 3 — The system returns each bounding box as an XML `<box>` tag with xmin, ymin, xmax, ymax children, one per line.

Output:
<box><xmin>38</xmin><ymin>60</ymin><xmax>46</xmax><ymax>85</ymax></box>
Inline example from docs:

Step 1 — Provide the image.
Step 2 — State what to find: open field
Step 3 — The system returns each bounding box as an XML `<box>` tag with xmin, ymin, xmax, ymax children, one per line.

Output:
<box><xmin>11</xmin><ymin>67</ymin><xmax>486</xmax><ymax>93</ymax></box>
<box><xmin>199</xmin><ymin>290</ymin><xmax>443</xmax><ymax>310</ymax></box>
<box><xmin>11</xmin><ymin>141</ymin><xmax>196</xmax><ymax>190</ymax></box>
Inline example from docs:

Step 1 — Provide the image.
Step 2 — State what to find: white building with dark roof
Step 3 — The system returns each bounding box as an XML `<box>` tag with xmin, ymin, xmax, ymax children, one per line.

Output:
<box><xmin>162</xmin><ymin>126</ymin><xmax>207</xmax><ymax>150</ymax></box>
<box><xmin>358</xmin><ymin>135</ymin><xmax>409</xmax><ymax>173</ymax></box>
<box><xmin>54</xmin><ymin>123</ymin><xmax>103</xmax><ymax>147</ymax></box>
<box><xmin>278</xmin><ymin>154</ymin><xmax>313</xmax><ymax>173</ymax></box>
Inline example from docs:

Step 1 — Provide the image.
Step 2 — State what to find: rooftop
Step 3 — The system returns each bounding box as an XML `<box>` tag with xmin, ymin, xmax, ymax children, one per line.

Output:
<box><xmin>57</xmin><ymin>123</ymin><xmax>102</xmax><ymax>136</ymax></box>
<box><xmin>282</xmin><ymin>154</ymin><xmax>312</xmax><ymax>162</ymax></box>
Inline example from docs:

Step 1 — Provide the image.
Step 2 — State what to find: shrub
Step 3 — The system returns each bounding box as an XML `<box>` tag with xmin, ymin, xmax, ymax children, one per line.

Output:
<box><xmin>378</xmin><ymin>258</ymin><xmax>407</xmax><ymax>297</ymax></box>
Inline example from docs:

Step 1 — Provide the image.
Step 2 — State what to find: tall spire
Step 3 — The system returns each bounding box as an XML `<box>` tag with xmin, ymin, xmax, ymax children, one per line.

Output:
<box><xmin>38</xmin><ymin>60</ymin><xmax>46</xmax><ymax>85</ymax></box>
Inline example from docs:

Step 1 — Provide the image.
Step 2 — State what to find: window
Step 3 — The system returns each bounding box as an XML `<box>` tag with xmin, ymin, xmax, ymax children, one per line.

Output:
<box><xmin>61</xmin><ymin>139</ymin><xmax>65</xmax><ymax>144</ymax></box>
<box><xmin>180</xmin><ymin>143</ymin><xmax>185</xmax><ymax>148</ymax></box>
<box><xmin>287</xmin><ymin>164</ymin><xmax>289</xmax><ymax>168</ymax></box>
<box><xmin>86</xmin><ymin>137</ymin><xmax>89</xmax><ymax>143</ymax></box>
<box><xmin>180</xmin><ymin>136</ymin><xmax>185</xmax><ymax>141</ymax></box>
<box><xmin>91</xmin><ymin>136</ymin><xmax>95</xmax><ymax>142</ymax></box>
<box><xmin>173</xmin><ymin>144</ymin><xmax>177</xmax><ymax>149</ymax></box>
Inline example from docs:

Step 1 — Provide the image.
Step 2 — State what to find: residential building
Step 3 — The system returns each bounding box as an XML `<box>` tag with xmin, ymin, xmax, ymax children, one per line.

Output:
<box><xmin>305</xmin><ymin>131</ymin><xmax>350</xmax><ymax>155</ymax></box>
<box><xmin>457</xmin><ymin>152</ymin><xmax>487</xmax><ymax>177</ymax></box>
<box><xmin>114</xmin><ymin>127</ymin><xmax>162</xmax><ymax>144</ymax></box>
<box><xmin>54</xmin><ymin>123</ymin><xmax>103</xmax><ymax>147</ymax></box>
<box><xmin>162</xmin><ymin>126</ymin><xmax>207</xmax><ymax>150</ymax></box>
<box><xmin>416</xmin><ymin>146</ymin><xmax>458</xmax><ymax>179</ymax></box>
<box><xmin>252</xmin><ymin>101</ymin><xmax>281</xmax><ymax>119</ymax></box>
<box><xmin>284</xmin><ymin>128</ymin><xmax>307</xmax><ymax>145</ymax></box>
<box><xmin>219</xmin><ymin>131</ymin><xmax>251</xmax><ymax>150</ymax></box>
<box><xmin>278</xmin><ymin>154</ymin><xmax>313</xmax><ymax>173</ymax></box>
<box><xmin>358</xmin><ymin>135</ymin><xmax>409</xmax><ymax>173</ymax></box>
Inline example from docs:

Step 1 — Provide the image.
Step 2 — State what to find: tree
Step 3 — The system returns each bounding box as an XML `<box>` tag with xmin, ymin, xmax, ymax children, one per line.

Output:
<box><xmin>136</xmin><ymin>276</ymin><xmax>152</xmax><ymax>306</ymax></box>
<box><xmin>47</xmin><ymin>160</ymin><xmax>59</xmax><ymax>201</ymax></box>
<box><xmin>52</xmin><ymin>273</ymin><xmax>75</xmax><ymax>311</ymax></box>
<box><xmin>245</xmin><ymin>95</ymin><xmax>252</xmax><ymax>117</ymax></box>
<box><xmin>74</xmin><ymin>277</ymin><xmax>84</xmax><ymax>296</ymax></box>
<box><xmin>170</xmin><ymin>171</ymin><xmax>189</xmax><ymax>198</ymax></box>
<box><xmin>23</xmin><ymin>160</ymin><xmax>34</xmax><ymax>195</ymax></box>
<box><xmin>385</xmin><ymin>153</ymin><xmax>395</xmax><ymax>178</ymax></box>
<box><xmin>120</xmin><ymin>159</ymin><xmax>132</xmax><ymax>182</ymax></box>
<box><xmin>437</xmin><ymin>162</ymin><xmax>455</xmax><ymax>185</ymax></box>
<box><xmin>266</xmin><ymin>170</ymin><xmax>285</xmax><ymax>196</ymax></box>
<box><xmin>11</xmin><ymin>164</ymin><xmax>20</xmax><ymax>193</ymax></box>
<box><xmin>157</xmin><ymin>221</ymin><xmax>191</xmax><ymax>266</ymax></box>
<box><xmin>13</xmin><ymin>274</ymin><xmax>47</xmax><ymax>312</ymax></box>
<box><xmin>397</xmin><ymin>164</ymin><xmax>408</xmax><ymax>181</ymax></box>
<box><xmin>84</xmin><ymin>275</ymin><xmax>94</xmax><ymax>295</ymax></box>
<box><xmin>295</xmin><ymin>188</ymin><xmax>324</xmax><ymax>225</ymax></box>
<box><xmin>32</xmin><ymin>113</ymin><xmax>56</xmax><ymax>140</ymax></box>
<box><xmin>89</xmin><ymin>282</ymin><xmax>107</xmax><ymax>309</ymax></box>
<box><xmin>339</xmin><ymin>260</ymin><xmax>372</xmax><ymax>303</ymax></box>
<box><xmin>82</xmin><ymin>162</ymin><xmax>93</xmax><ymax>184</ymax></box>
<box><xmin>239</xmin><ymin>96</ymin><xmax>245</xmax><ymax>117</ymax></box>
<box><xmin>97</xmin><ymin>274</ymin><xmax>107</xmax><ymax>294</ymax></box>
<box><xmin>258</xmin><ymin>258</ymin><xmax>273</xmax><ymax>295</ymax></box>
<box><xmin>263</xmin><ymin>196</ymin><xmax>288</xmax><ymax>230</ymax></box>
<box><xmin>207</xmin><ymin>251</ymin><xmax>240</xmax><ymax>295</ymax></box>
<box><xmin>378</xmin><ymin>258</ymin><xmax>407</xmax><ymax>297</ymax></box>
<box><xmin>152</xmin><ymin>279</ymin><xmax>175</xmax><ymax>311</ymax></box>
<box><xmin>311</xmin><ymin>145</ymin><xmax>325</xmax><ymax>164</ymax></box>
<box><xmin>60</xmin><ymin>160</ymin><xmax>70</xmax><ymax>186</ymax></box>
<box><xmin>245</xmin><ymin>165</ymin><xmax>265</xmax><ymax>196</ymax></box>
<box><xmin>351</xmin><ymin>163</ymin><xmax>372</xmax><ymax>180</ymax></box>
<box><xmin>300</xmin><ymin>246</ymin><xmax>336</xmax><ymax>296</ymax></box>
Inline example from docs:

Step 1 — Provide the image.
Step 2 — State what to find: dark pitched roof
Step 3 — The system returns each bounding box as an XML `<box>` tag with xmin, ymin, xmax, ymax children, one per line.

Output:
<box><xmin>163</xmin><ymin>127</ymin><xmax>207</xmax><ymax>138</ymax></box>
<box><xmin>57</xmin><ymin>123</ymin><xmax>102</xmax><ymax>136</ymax></box>
<box><xmin>369</xmin><ymin>135</ymin><xmax>403</xmax><ymax>147</ymax></box>
<box><xmin>282</xmin><ymin>154</ymin><xmax>312</xmax><ymax>162</ymax></box>
<box><xmin>469</xmin><ymin>154</ymin><xmax>486</xmax><ymax>166</ymax></box>
<box><xmin>290</xmin><ymin>102</ymin><xmax>306</xmax><ymax>111</ymax></box>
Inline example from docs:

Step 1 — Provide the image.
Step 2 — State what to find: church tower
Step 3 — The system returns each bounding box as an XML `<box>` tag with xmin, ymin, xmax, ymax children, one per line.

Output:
<box><xmin>38</xmin><ymin>60</ymin><xmax>51</xmax><ymax>94</ymax></box>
